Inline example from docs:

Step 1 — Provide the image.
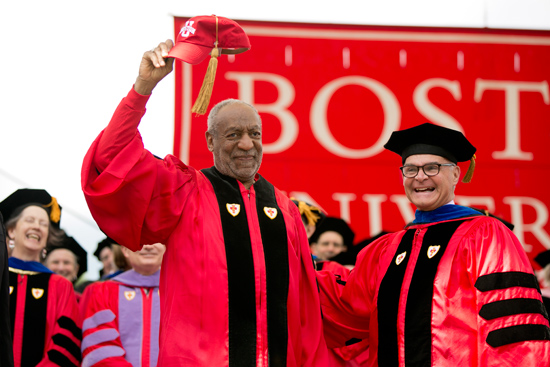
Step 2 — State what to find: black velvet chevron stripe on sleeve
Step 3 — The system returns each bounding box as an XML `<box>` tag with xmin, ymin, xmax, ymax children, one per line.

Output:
<box><xmin>476</xmin><ymin>271</ymin><xmax>550</xmax><ymax>347</ymax></box>
<box><xmin>479</xmin><ymin>298</ymin><xmax>549</xmax><ymax>320</ymax></box>
<box><xmin>486</xmin><ymin>324</ymin><xmax>550</xmax><ymax>348</ymax></box>
<box><xmin>47</xmin><ymin>349</ymin><xmax>79</xmax><ymax>367</ymax></box>
<box><xmin>52</xmin><ymin>333</ymin><xmax>81</xmax><ymax>362</ymax></box>
<box><xmin>58</xmin><ymin>316</ymin><xmax>82</xmax><ymax>340</ymax></box>
<box><xmin>475</xmin><ymin>272</ymin><xmax>540</xmax><ymax>292</ymax></box>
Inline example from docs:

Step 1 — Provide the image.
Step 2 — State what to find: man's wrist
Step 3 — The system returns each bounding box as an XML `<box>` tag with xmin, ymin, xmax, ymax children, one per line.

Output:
<box><xmin>134</xmin><ymin>77</ymin><xmax>157</xmax><ymax>95</ymax></box>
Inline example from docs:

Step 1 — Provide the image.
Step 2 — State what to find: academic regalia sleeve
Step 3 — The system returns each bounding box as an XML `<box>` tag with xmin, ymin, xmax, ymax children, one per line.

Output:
<box><xmin>288</xmin><ymin>204</ymin><xmax>330</xmax><ymax>366</ymax></box>
<box><xmin>467</xmin><ymin>217</ymin><xmax>550</xmax><ymax>365</ymax></box>
<box><xmin>81</xmin><ymin>88</ymin><xmax>195</xmax><ymax>251</ymax></box>
<box><xmin>317</xmin><ymin>233</ymin><xmax>393</xmax><ymax>349</ymax></box>
<box><xmin>79</xmin><ymin>282</ymin><xmax>132</xmax><ymax>367</ymax></box>
<box><xmin>319</xmin><ymin>261</ymin><xmax>370</xmax><ymax>363</ymax></box>
<box><xmin>37</xmin><ymin>275</ymin><xmax>82</xmax><ymax>367</ymax></box>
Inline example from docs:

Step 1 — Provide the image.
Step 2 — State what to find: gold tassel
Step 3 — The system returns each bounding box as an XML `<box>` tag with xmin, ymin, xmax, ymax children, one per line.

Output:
<box><xmin>44</xmin><ymin>197</ymin><xmax>61</xmax><ymax>224</ymax></box>
<box><xmin>192</xmin><ymin>15</ymin><xmax>220</xmax><ymax>116</ymax></box>
<box><xmin>462</xmin><ymin>154</ymin><xmax>476</xmax><ymax>183</ymax></box>
<box><xmin>292</xmin><ymin>198</ymin><xmax>322</xmax><ymax>226</ymax></box>
<box><xmin>191</xmin><ymin>48</ymin><xmax>219</xmax><ymax>115</ymax></box>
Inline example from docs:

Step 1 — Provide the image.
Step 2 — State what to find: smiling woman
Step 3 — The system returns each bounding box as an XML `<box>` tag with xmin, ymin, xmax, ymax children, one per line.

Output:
<box><xmin>0</xmin><ymin>189</ymin><xmax>81</xmax><ymax>367</ymax></box>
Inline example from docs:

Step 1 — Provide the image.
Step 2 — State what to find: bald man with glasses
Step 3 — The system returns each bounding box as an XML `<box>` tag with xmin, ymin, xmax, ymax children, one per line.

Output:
<box><xmin>317</xmin><ymin>123</ymin><xmax>550</xmax><ymax>366</ymax></box>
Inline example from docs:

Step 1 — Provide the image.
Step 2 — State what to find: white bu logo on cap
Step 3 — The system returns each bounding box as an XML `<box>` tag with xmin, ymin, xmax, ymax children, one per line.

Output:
<box><xmin>180</xmin><ymin>21</ymin><xmax>196</xmax><ymax>37</ymax></box>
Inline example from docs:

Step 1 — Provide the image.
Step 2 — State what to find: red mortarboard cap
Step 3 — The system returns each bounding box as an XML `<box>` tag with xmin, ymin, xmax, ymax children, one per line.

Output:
<box><xmin>167</xmin><ymin>15</ymin><xmax>251</xmax><ymax>115</ymax></box>
<box><xmin>167</xmin><ymin>15</ymin><xmax>251</xmax><ymax>65</ymax></box>
<box><xmin>0</xmin><ymin>188</ymin><xmax>62</xmax><ymax>228</ymax></box>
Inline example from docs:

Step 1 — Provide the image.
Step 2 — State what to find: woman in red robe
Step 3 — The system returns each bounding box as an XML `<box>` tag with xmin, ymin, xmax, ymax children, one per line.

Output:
<box><xmin>1</xmin><ymin>189</ymin><xmax>81</xmax><ymax>367</ymax></box>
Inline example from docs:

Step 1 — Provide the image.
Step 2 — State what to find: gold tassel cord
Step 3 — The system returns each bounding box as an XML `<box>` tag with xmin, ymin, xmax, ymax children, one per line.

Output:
<box><xmin>191</xmin><ymin>15</ymin><xmax>219</xmax><ymax>116</ymax></box>
<box><xmin>44</xmin><ymin>197</ymin><xmax>61</xmax><ymax>224</ymax></box>
<box><xmin>296</xmin><ymin>200</ymin><xmax>322</xmax><ymax>226</ymax></box>
<box><xmin>191</xmin><ymin>48</ymin><xmax>219</xmax><ymax>115</ymax></box>
<box><xmin>462</xmin><ymin>154</ymin><xmax>476</xmax><ymax>183</ymax></box>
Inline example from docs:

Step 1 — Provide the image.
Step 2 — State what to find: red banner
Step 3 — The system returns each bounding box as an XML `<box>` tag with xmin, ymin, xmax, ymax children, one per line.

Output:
<box><xmin>172</xmin><ymin>18</ymin><xmax>550</xmax><ymax>266</ymax></box>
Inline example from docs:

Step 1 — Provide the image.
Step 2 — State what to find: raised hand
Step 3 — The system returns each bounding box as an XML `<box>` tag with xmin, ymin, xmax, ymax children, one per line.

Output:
<box><xmin>134</xmin><ymin>40</ymin><xmax>175</xmax><ymax>95</ymax></box>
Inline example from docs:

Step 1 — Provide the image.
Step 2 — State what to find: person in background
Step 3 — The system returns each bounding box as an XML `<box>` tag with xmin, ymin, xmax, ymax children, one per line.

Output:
<box><xmin>80</xmin><ymin>33</ymin><xmax>328</xmax><ymax>366</ymax></box>
<box><xmin>45</xmin><ymin>234</ymin><xmax>88</xmax><ymax>300</ymax></box>
<box><xmin>95</xmin><ymin>243</ymin><xmax>132</xmax><ymax>281</ymax></box>
<box><xmin>0</xmin><ymin>189</ymin><xmax>81</xmax><ymax>367</ymax></box>
<box><xmin>94</xmin><ymin>237</ymin><xmax>118</xmax><ymax>279</ymax></box>
<box><xmin>318</xmin><ymin>123</ymin><xmax>550</xmax><ymax>366</ymax></box>
<box><xmin>310</xmin><ymin>216</ymin><xmax>355</xmax><ymax>269</ymax></box>
<box><xmin>45</xmin><ymin>235</ymin><xmax>88</xmax><ymax>284</ymax></box>
<box><xmin>292</xmin><ymin>199</ymin><xmax>368</xmax><ymax>367</ymax></box>
<box><xmin>0</xmin><ymin>212</ymin><xmax>14</xmax><ymax>367</ymax></box>
<box><xmin>106</xmin><ymin>244</ymin><xmax>131</xmax><ymax>279</ymax></box>
<box><xmin>535</xmin><ymin>249</ymin><xmax>550</xmax><ymax>314</ymax></box>
<box><xmin>290</xmin><ymin>198</ymin><xmax>326</xmax><ymax>239</ymax></box>
<box><xmin>80</xmin><ymin>243</ymin><xmax>165</xmax><ymax>367</ymax></box>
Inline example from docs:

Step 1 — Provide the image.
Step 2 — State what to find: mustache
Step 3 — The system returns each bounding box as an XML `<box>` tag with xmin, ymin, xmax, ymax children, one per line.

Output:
<box><xmin>233</xmin><ymin>151</ymin><xmax>257</xmax><ymax>158</ymax></box>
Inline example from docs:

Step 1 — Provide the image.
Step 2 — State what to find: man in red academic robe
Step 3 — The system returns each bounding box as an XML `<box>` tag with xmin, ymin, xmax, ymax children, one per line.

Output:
<box><xmin>81</xmin><ymin>38</ymin><xmax>328</xmax><ymax>367</ymax></box>
<box><xmin>318</xmin><ymin>123</ymin><xmax>550</xmax><ymax>366</ymax></box>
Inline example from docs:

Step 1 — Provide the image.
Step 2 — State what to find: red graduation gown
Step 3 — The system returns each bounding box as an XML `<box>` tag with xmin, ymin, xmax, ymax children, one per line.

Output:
<box><xmin>316</xmin><ymin>260</ymin><xmax>369</xmax><ymax>367</ymax></box>
<box><xmin>81</xmin><ymin>88</ymin><xmax>329</xmax><ymax>367</ymax></box>
<box><xmin>9</xmin><ymin>264</ymin><xmax>81</xmax><ymax>367</ymax></box>
<box><xmin>79</xmin><ymin>270</ymin><xmax>161</xmax><ymax>367</ymax></box>
<box><xmin>318</xmin><ymin>215</ymin><xmax>550</xmax><ymax>366</ymax></box>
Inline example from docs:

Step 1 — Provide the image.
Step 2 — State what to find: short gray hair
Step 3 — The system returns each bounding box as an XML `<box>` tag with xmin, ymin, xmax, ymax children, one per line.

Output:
<box><xmin>207</xmin><ymin>99</ymin><xmax>262</xmax><ymax>135</ymax></box>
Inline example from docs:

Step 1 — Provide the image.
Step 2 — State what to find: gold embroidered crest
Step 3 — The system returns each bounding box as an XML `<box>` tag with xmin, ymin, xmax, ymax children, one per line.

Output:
<box><xmin>263</xmin><ymin>207</ymin><xmax>278</xmax><ymax>220</ymax></box>
<box><xmin>124</xmin><ymin>291</ymin><xmax>136</xmax><ymax>301</ymax></box>
<box><xmin>9</xmin><ymin>286</ymin><xmax>13</xmax><ymax>295</ymax></box>
<box><xmin>226</xmin><ymin>203</ymin><xmax>240</xmax><ymax>217</ymax></box>
<box><xmin>395</xmin><ymin>251</ymin><xmax>407</xmax><ymax>265</ymax></box>
<box><xmin>32</xmin><ymin>288</ymin><xmax>44</xmax><ymax>299</ymax></box>
<box><xmin>427</xmin><ymin>245</ymin><xmax>440</xmax><ymax>259</ymax></box>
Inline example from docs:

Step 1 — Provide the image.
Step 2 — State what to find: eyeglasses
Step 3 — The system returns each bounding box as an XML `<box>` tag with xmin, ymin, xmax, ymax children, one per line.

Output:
<box><xmin>400</xmin><ymin>163</ymin><xmax>456</xmax><ymax>178</ymax></box>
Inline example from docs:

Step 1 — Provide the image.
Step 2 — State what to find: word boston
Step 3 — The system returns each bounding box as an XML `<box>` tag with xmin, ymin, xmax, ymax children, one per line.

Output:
<box><xmin>171</xmin><ymin>18</ymin><xmax>550</xmax><ymax>265</ymax></box>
